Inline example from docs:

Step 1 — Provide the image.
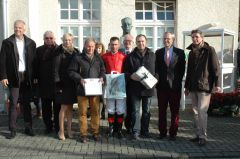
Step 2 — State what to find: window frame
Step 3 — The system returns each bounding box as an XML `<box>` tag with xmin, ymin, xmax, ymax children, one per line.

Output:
<box><xmin>59</xmin><ymin>0</ymin><xmax>101</xmax><ymax>50</ymax></box>
<box><xmin>135</xmin><ymin>0</ymin><xmax>175</xmax><ymax>51</ymax></box>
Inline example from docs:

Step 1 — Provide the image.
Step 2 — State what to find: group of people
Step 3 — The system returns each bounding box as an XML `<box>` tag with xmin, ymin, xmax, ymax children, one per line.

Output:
<box><xmin>0</xmin><ymin>19</ymin><xmax>221</xmax><ymax>147</ymax></box>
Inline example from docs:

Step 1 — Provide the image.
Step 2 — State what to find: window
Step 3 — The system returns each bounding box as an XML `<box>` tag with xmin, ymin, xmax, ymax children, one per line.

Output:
<box><xmin>136</xmin><ymin>27</ymin><xmax>154</xmax><ymax>49</ymax></box>
<box><xmin>59</xmin><ymin>0</ymin><xmax>101</xmax><ymax>49</ymax></box>
<box><xmin>135</xmin><ymin>1</ymin><xmax>175</xmax><ymax>51</ymax></box>
<box><xmin>156</xmin><ymin>2</ymin><xmax>174</xmax><ymax>20</ymax></box>
<box><xmin>83</xmin><ymin>26</ymin><xmax>100</xmax><ymax>42</ymax></box>
<box><xmin>83</xmin><ymin>0</ymin><xmax>101</xmax><ymax>20</ymax></box>
<box><xmin>60</xmin><ymin>0</ymin><xmax>79</xmax><ymax>20</ymax></box>
<box><xmin>136</xmin><ymin>2</ymin><xmax>153</xmax><ymax>20</ymax></box>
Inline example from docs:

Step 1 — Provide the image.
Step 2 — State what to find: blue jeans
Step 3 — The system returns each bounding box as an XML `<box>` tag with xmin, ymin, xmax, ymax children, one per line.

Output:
<box><xmin>131</xmin><ymin>95</ymin><xmax>151</xmax><ymax>135</ymax></box>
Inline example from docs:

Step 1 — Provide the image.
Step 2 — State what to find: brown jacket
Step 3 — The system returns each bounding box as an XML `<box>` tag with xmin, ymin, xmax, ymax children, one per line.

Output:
<box><xmin>185</xmin><ymin>42</ymin><xmax>220</xmax><ymax>93</ymax></box>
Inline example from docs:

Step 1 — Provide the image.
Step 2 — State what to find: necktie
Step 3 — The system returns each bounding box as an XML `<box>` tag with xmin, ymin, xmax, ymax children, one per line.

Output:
<box><xmin>166</xmin><ymin>49</ymin><xmax>170</xmax><ymax>66</ymax></box>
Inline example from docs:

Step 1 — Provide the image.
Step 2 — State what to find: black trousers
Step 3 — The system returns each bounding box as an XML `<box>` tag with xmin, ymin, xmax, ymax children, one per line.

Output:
<box><xmin>9</xmin><ymin>72</ymin><xmax>32</xmax><ymax>130</ymax></box>
<box><xmin>124</xmin><ymin>96</ymin><xmax>132</xmax><ymax>131</ymax></box>
<box><xmin>41</xmin><ymin>98</ymin><xmax>60</xmax><ymax>132</ymax></box>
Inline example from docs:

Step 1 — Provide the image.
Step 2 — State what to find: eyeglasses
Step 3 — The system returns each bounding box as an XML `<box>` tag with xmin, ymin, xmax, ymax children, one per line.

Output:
<box><xmin>45</xmin><ymin>37</ymin><xmax>53</xmax><ymax>40</ymax></box>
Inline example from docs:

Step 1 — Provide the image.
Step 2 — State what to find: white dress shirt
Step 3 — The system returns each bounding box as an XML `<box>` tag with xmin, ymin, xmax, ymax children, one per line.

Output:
<box><xmin>16</xmin><ymin>37</ymin><xmax>26</xmax><ymax>72</ymax></box>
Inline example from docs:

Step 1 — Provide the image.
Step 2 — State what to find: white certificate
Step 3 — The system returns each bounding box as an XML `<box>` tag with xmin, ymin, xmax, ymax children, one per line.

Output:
<box><xmin>134</xmin><ymin>66</ymin><xmax>158</xmax><ymax>89</ymax></box>
<box><xmin>84</xmin><ymin>78</ymin><xmax>102</xmax><ymax>96</ymax></box>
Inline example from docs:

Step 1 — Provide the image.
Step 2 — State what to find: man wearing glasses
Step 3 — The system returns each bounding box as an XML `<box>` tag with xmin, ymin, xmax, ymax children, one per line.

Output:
<box><xmin>35</xmin><ymin>31</ymin><xmax>60</xmax><ymax>134</ymax></box>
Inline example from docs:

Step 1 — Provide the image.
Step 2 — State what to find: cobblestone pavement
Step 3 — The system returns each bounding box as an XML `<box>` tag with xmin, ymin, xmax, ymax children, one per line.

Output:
<box><xmin>0</xmin><ymin>105</ymin><xmax>240</xmax><ymax>159</ymax></box>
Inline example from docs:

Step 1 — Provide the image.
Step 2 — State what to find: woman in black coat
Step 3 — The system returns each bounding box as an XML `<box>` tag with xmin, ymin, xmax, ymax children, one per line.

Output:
<box><xmin>53</xmin><ymin>33</ymin><xmax>79</xmax><ymax>140</ymax></box>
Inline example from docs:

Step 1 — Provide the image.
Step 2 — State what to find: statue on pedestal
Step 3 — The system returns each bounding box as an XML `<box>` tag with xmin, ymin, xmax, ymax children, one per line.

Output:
<box><xmin>120</xmin><ymin>17</ymin><xmax>134</xmax><ymax>49</ymax></box>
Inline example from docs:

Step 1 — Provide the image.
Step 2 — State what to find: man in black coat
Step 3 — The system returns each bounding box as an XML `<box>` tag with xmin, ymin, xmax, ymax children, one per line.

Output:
<box><xmin>68</xmin><ymin>38</ymin><xmax>105</xmax><ymax>143</ymax></box>
<box><xmin>0</xmin><ymin>20</ymin><xmax>36</xmax><ymax>138</ymax></box>
<box><xmin>124</xmin><ymin>34</ymin><xmax>157</xmax><ymax>140</ymax></box>
<box><xmin>35</xmin><ymin>31</ymin><xmax>60</xmax><ymax>134</ymax></box>
<box><xmin>155</xmin><ymin>32</ymin><xmax>186</xmax><ymax>141</ymax></box>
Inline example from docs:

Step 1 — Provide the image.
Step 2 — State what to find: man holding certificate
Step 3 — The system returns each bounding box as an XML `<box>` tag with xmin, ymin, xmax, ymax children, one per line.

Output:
<box><xmin>124</xmin><ymin>34</ymin><xmax>157</xmax><ymax>140</ymax></box>
<box><xmin>102</xmin><ymin>37</ymin><xmax>126</xmax><ymax>139</ymax></box>
<box><xmin>68</xmin><ymin>38</ymin><xmax>105</xmax><ymax>143</ymax></box>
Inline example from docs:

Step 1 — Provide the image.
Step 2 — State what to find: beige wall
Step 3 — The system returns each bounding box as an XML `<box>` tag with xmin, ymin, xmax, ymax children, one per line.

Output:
<box><xmin>7</xmin><ymin>0</ymin><xmax>59</xmax><ymax>46</ymax></box>
<box><xmin>38</xmin><ymin>0</ymin><xmax>59</xmax><ymax>46</ymax></box>
<box><xmin>101</xmin><ymin>0</ymin><xmax>135</xmax><ymax>47</ymax></box>
<box><xmin>176</xmin><ymin>0</ymin><xmax>239</xmax><ymax>50</ymax></box>
<box><xmin>8</xmin><ymin>0</ymin><xmax>29</xmax><ymax>36</ymax></box>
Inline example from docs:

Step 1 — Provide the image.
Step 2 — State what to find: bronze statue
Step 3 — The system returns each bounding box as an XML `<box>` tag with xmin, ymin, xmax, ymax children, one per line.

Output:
<box><xmin>121</xmin><ymin>17</ymin><xmax>133</xmax><ymax>36</ymax></box>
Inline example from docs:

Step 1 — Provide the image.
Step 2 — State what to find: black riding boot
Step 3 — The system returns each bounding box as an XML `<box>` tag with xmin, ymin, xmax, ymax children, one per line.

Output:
<box><xmin>117</xmin><ymin>114</ymin><xmax>124</xmax><ymax>139</ymax></box>
<box><xmin>107</xmin><ymin>113</ymin><xmax>115</xmax><ymax>137</ymax></box>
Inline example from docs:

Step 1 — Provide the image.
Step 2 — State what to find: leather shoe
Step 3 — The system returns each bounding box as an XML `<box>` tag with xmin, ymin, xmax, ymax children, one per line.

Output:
<box><xmin>82</xmin><ymin>136</ymin><xmax>87</xmax><ymax>143</ymax></box>
<box><xmin>141</xmin><ymin>133</ymin><xmax>150</xmax><ymax>138</ymax></box>
<box><xmin>169</xmin><ymin>135</ymin><xmax>176</xmax><ymax>141</ymax></box>
<box><xmin>24</xmin><ymin>128</ymin><xmax>35</xmax><ymax>136</ymax></box>
<box><xmin>126</xmin><ymin>129</ymin><xmax>132</xmax><ymax>135</ymax></box>
<box><xmin>6</xmin><ymin>131</ymin><xmax>16</xmax><ymax>139</ymax></box>
<box><xmin>93</xmin><ymin>135</ymin><xmax>99</xmax><ymax>141</ymax></box>
<box><xmin>158</xmin><ymin>134</ymin><xmax>167</xmax><ymax>139</ymax></box>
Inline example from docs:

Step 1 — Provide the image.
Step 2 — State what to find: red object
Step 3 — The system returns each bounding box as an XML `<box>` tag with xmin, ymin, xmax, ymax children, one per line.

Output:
<box><xmin>108</xmin><ymin>117</ymin><xmax>114</xmax><ymax>123</ymax></box>
<box><xmin>117</xmin><ymin>117</ymin><xmax>124</xmax><ymax>123</ymax></box>
<box><xmin>102</xmin><ymin>51</ymin><xmax>126</xmax><ymax>74</ymax></box>
<box><xmin>157</xmin><ymin>90</ymin><xmax>181</xmax><ymax>136</ymax></box>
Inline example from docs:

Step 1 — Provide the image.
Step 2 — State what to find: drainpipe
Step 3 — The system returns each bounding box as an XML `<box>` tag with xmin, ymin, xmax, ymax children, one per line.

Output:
<box><xmin>3</xmin><ymin>0</ymin><xmax>8</xmax><ymax>38</ymax></box>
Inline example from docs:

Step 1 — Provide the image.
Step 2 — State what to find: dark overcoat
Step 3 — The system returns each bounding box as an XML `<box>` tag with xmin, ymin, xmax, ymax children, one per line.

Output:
<box><xmin>124</xmin><ymin>47</ymin><xmax>157</xmax><ymax>97</ymax></box>
<box><xmin>155</xmin><ymin>47</ymin><xmax>185</xmax><ymax>91</ymax></box>
<box><xmin>68</xmin><ymin>50</ymin><xmax>106</xmax><ymax>96</ymax></box>
<box><xmin>0</xmin><ymin>34</ymin><xmax>36</xmax><ymax>88</ymax></box>
<box><xmin>53</xmin><ymin>45</ymin><xmax>79</xmax><ymax>104</ymax></box>
<box><xmin>35</xmin><ymin>44</ymin><xmax>58</xmax><ymax>98</ymax></box>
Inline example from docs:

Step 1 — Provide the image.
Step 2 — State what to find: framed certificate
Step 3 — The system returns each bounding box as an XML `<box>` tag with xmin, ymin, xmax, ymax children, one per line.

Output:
<box><xmin>134</xmin><ymin>66</ymin><xmax>158</xmax><ymax>89</ymax></box>
<box><xmin>84</xmin><ymin>78</ymin><xmax>103</xmax><ymax>96</ymax></box>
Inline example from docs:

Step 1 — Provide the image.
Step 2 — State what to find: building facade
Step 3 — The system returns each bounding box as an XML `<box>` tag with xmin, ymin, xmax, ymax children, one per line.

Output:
<box><xmin>0</xmin><ymin>0</ymin><xmax>239</xmax><ymax>51</ymax></box>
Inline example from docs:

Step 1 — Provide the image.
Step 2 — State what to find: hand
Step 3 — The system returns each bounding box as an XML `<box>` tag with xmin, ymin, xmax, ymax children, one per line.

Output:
<box><xmin>1</xmin><ymin>79</ymin><xmax>9</xmax><ymax>87</ymax></box>
<box><xmin>99</xmin><ymin>78</ymin><xmax>104</xmax><ymax>84</ymax></box>
<box><xmin>81</xmin><ymin>79</ymin><xmax>86</xmax><ymax>85</ymax></box>
<box><xmin>184</xmin><ymin>89</ymin><xmax>189</xmax><ymax>96</ymax></box>
<box><xmin>130</xmin><ymin>73</ymin><xmax>141</xmax><ymax>81</ymax></box>
<box><xmin>213</xmin><ymin>86</ymin><xmax>221</xmax><ymax>93</ymax></box>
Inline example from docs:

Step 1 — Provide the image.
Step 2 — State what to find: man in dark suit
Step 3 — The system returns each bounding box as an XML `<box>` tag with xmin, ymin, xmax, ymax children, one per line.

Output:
<box><xmin>155</xmin><ymin>32</ymin><xmax>185</xmax><ymax>141</ymax></box>
<box><xmin>0</xmin><ymin>20</ymin><xmax>36</xmax><ymax>139</ymax></box>
<box><xmin>35</xmin><ymin>31</ymin><xmax>60</xmax><ymax>134</ymax></box>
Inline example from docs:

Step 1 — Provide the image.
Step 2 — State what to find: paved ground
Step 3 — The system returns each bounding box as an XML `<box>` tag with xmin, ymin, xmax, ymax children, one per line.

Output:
<box><xmin>0</xmin><ymin>104</ymin><xmax>240</xmax><ymax>159</ymax></box>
